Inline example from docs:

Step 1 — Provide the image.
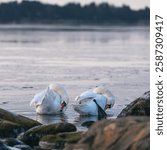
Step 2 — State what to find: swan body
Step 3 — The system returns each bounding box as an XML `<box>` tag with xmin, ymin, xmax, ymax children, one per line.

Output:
<box><xmin>30</xmin><ymin>84</ymin><xmax>69</xmax><ymax>115</ymax></box>
<box><xmin>73</xmin><ymin>86</ymin><xmax>115</xmax><ymax>116</ymax></box>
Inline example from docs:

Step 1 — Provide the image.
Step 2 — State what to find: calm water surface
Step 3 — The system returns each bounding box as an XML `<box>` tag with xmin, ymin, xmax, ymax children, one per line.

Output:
<box><xmin>0</xmin><ymin>25</ymin><xmax>149</xmax><ymax>130</ymax></box>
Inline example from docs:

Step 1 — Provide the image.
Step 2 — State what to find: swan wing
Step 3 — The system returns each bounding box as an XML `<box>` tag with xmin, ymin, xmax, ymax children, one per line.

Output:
<box><xmin>30</xmin><ymin>90</ymin><xmax>46</xmax><ymax>107</ymax></box>
<box><xmin>75</xmin><ymin>90</ymin><xmax>97</xmax><ymax>103</ymax></box>
<box><xmin>49</xmin><ymin>84</ymin><xmax>69</xmax><ymax>103</ymax></box>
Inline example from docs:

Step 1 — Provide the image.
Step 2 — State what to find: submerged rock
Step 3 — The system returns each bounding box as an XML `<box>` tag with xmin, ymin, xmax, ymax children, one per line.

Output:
<box><xmin>0</xmin><ymin>108</ymin><xmax>41</xmax><ymax>129</ymax></box>
<box><xmin>117</xmin><ymin>91</ymin><xmax>150</xmax><ymax>117</ymax></box>
<box><xmin>0</xmin><ymin>119</ymin><xmax>25</xmax><ymax>138</ymax></box>
<box><xmin>65</xmin><ymin>117</ymin><xmax>150</xmax><ymax>150</ymax></box>
<box><xmin>18</xmin><ymin>123</ymin><xmax>77</xmax><ymax>146</ymax></box>
<box><xmin>39</xmin><ymin>132</ymin><xmax>83</xmax><ymax>149</ymax></box>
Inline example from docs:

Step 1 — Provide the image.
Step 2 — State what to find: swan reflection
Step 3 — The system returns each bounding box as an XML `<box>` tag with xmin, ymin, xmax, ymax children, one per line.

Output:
<box><xmin>36</xmin><ymin>113</ymin><xmax>68</xmax><ymax>124</ymax></box>
<box><xmin>74</xmin><ymin>110</ymin><xmax>115</xmax><ymax>129</ymax></box>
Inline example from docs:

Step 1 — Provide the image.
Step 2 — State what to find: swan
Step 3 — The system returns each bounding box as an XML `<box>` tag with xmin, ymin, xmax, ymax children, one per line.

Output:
<box><xmin>73</xmin><ymin>86</ymin><xmax>115</xmax><ymax>117</ymax></box>
<box><xmin>30</xmin><ymin>84</ymin><xmax>69</xmax><ymax>115</ymax></box>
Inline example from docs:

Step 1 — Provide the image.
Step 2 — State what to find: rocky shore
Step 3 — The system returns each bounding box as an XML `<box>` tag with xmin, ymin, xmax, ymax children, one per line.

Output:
<box><xmin>0</xmin><ymin>91</ymin><xmax>150</xmax><ymax>150</ymax></box>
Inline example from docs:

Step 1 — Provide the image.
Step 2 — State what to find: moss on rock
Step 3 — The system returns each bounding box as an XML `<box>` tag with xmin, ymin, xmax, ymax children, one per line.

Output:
<box><xmin>117</xmin><ymin>91</ymin><xmax>150</xmax><ymax>117</ymax></box>
<box><xmin>41</xmin><ymin>131</ymin><xmax>83</xmax><ymax>143</ymax></box>
<box><xmin>0</xmin><ymin>119</ymin><xmax>25</xmax><ymax>138</ymax></box>
<box><xmin>18</xmin><ymin>123</ymin><xmax>77</xmax><ymax>146</ymax></box>
<box><xmin>0</xmin><ymin>108</ymin><xmax>41</xmax><ymax>129</ymax></box>
<box><xmin>39</xmin><ymin>132</ymin><xmax>83</xmax><ymax>149</ymax></box>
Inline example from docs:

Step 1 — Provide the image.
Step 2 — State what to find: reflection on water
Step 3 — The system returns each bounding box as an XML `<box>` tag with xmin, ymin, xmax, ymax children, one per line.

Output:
<box><xmin>36</xmin><ymin>113</ymin><xmax>68</xmax><ymax>124</ymax></box>
<box><xmin>74</xmin><ymin>115</ymin><xmax>98</xmax><ymax>130</ymax></box>
<box><xmin>36</xmin><ymin>112</ymin><xmax>114</xmax><ymax>130</ymax></box>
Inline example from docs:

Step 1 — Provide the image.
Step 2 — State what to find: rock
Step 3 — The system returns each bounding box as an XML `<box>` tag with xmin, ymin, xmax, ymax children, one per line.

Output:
<box><xmin>0</xmin><ymin>141</ymin><xmax>10</xmax><ymax>150</ymax></box>
<box><xmin>1</xmin><ymin>138</ymin><xmax>32</xmax><ymax>150</ymax></box>
<box><xmin>117</xmin><ymin>91</ymin><xmax>150</xmax><ymax>117</ymax></box>
<box><xmin>0</xmin><ymin>108</ymin><xmax>41</xmax><ymax>129</ymax></box>
<box><xmin>32</xmin><ymin>146</ymin><xmax>42</xmax><ymax>150</ymax></box>
<box><xmin>64</xmin><ymin>144</ymin><xmax>90</xmax><ymax>150</ymax></box>
<box><xmin>18</xmin><ymin>123</ymin><xmax>77</xmax><ymax>146</ymax></box>
<box><xmin>39</xmin><ymin>132</ymin><xmax>83</xmax><ymax>149</ymax></box>
<box><xmin>65</xmin><ymin>117</ymin><xmax>150</xmax><ymax>150</ymax></box>
<box><xmin>81</xmin><ymin>121</ymin><xmax>95</xmax><ymax>128</ymax></box>
<box><xmin>0</xmin><ymin>119</ymin><xmax>25</xmax><ymax>138</ymax></box>
<box><xmin>14</xmin><ymin>144</ymin><xmax>33</xmax><ymax>150</ymax></box>
<box><xmin>2</xmin><ymin>138</ymin><xmax>23</xmax><ymax>146</ymax></box>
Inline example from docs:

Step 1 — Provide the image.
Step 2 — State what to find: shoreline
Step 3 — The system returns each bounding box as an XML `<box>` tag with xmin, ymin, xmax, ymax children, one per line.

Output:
<box><xmin>0</xmin><ymin>91</ymin><xmax>150</xmax><ymax>150</ymax></box>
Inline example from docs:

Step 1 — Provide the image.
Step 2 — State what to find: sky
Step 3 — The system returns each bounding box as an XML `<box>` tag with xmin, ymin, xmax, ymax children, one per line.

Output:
<box><xmin>0</xmin><ymin>0</ymin><xmax>150</xmax><ymax>10</ymax></box>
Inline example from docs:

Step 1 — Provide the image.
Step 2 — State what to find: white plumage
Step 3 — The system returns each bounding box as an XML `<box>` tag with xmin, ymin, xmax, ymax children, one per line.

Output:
<box><xmin>73</xmin><ymin>86</ymin><xmax>115</xmax><ymax>116</ymax></box>
<box><xmin>30</xmin><ymin>84</ymin><xmax>69</xmax><ymax>115</ymax></box>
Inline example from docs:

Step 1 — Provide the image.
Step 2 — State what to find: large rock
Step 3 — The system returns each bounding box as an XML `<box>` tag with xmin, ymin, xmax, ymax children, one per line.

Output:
<box><xmin>18</xmin><ymin>123</ymin><xmax>77</xmax><ymax>146</ymax></box>
<box><xmin>0</xmin><ymin>119</ymin><xmax>25</xmax><ymax>138</ymax></box>
<box><xmin>65</xmin><ymin>117</ymin><xmax>150</xmax><ymax>150</ymax></box>
<box><xmin>39</xmin><ymin>132</ymin><xmax>84</xmax><ymax>149</ymax></box>
<box><xmin>117</xmin><ymin>91</ymin><xmax>150</xmax><ymax>117</ymax></box>
<box><xmin>0</xmin><ymin>108</ymin><xmax>41</xmax><ymax>129</ymax></box>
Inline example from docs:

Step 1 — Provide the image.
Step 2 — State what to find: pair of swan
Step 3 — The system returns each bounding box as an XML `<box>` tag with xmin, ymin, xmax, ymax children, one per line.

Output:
<box><xmin>30</xmin><ymin>84</ymin><xmax>115</xmax><ymax>117</ymax></box>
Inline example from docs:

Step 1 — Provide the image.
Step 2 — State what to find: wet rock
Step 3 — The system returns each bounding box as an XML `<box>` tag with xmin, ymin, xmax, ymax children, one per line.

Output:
<box><xmin>0</xmin><ymin>119</ymin><xmax>25</xmax><ymax>138</ymax></box>
<box><xmin>14</xmin><ymin>144</ymin><xmax>33</xmax><ymax>150</ymax></box>
<box><xmin>0</xmin><ymin>141</ymin><xmax>10</xmax><ymax>150</ymax></box>
<box><xmin>18</xmin><ymin>123</ymin><xmax>77</xmax><ymax>146</ymax></box>
<box><xmin>2</xmin><ymin>138</ymin><xmax>23</xmax><ymax>146</ymax></box>
<box><xmin>2</xmin><ymin>138</ymin><xmax>32</xmax><ymax>150</ymax></box>
<box><xmin>81</xmin><ymin>121</ymin><xmax>95</xmax><ymax>128</ymax></box>
<box><xmin>39</xmin><ymin>132</ymin><xmax>83</xmax><ymax>149</ymax></box>
<box><xmin>0</xmin><ymin>108</ymin><xmax>41</xmax><ymax>129</ymax></box>
<box><xmin>118</xmin><ymin>91</ymin><xmax>150</xmax><ymax>117</ymax></box>
<box><xmin>64</xmin><ymin>144</ymin><xmax>90</xmax><ymax>150</ymax></box>
<box><xmin>65</xmin><ymin>117</ymin><xmax>150</xmax><ymax>150</ymax></box>
<box><xmin>33</xmin><ymin>146</ymin><xmax>42</xmax><ymax>150</ymax></box>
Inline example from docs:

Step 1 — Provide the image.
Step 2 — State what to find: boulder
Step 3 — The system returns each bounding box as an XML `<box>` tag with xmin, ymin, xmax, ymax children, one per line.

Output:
<box><xmin>39</xmin><ymin>132</ymin><xmax>84</xmax><ymax>149</ymax></box>
<box><xmin>18</xmin><ymin>123</ymin><xmax>77</xmax><ymax>146</ymax></box>
<box><xmin>0</xmin><ymin>119</ymin><xmax>25</xmax><ymax>138</ymax></box>
<box><xmin>65</xmin><ymin>117</ymin><xmax>150</xmax><ymax>150</ymax></box>
<box><xmin>0</xmin><ymin>108</ymin><xmax>41</xmax><ymax>129</ymax></box>
<box><xmin>117</xmin><ymin>91</ymin><xmax>150</xmax><ymax>117</ymax></box>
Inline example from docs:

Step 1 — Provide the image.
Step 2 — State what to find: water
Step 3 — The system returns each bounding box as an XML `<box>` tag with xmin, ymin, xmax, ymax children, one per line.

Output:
<box><xmin>0</xmin><ymin>25</ymin><xmax>149</xmax><ymax>130</ymax></box>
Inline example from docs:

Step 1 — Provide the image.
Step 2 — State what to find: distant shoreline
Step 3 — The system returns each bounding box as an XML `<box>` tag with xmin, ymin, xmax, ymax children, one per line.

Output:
<box><xmin>0</xmin><ymin>22</ymin><xmax>149</xmax><ymax>26</ymax></box>
<box><xmin>0</xmin><ymin>1</ymin><xmax>149</xmax><ymax>25</ymax></box>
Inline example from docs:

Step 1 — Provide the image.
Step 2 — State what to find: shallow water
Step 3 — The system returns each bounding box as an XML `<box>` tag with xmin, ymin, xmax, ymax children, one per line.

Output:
<box><xmin>0</xmin><ymin>25</ymin><xmax>149</xmax><ymax>130</ymax></box>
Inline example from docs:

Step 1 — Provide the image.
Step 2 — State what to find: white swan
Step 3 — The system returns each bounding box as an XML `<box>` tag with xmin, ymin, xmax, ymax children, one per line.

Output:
<box><xmin>30</xmin><ymin>84</ymin><xmax>69</xmax><ymax>115</ymax></box>
<box><xmin>73</xmin><ymin>86</ymin><xmax>115</xmax><ymax>117</ymax></box>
